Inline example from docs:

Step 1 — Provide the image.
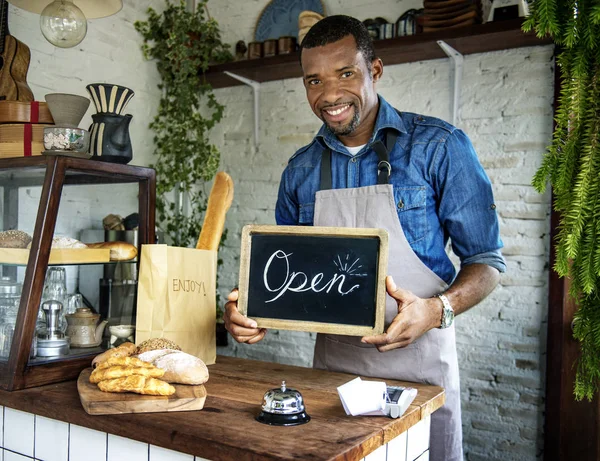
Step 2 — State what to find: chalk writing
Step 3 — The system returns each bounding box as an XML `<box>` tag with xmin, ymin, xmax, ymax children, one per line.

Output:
<box><xmin>263</xmin><ymin>250</ymin><xmax>360</xmax><ymax>303</ymax></box>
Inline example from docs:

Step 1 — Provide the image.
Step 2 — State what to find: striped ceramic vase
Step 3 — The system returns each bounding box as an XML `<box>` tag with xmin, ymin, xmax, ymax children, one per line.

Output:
<box><xmin>86</xmin><ymin>83</ymin><xmax>135</xmax><ymax>115</ymax></box>
<box><xmin>86</xmin><ymin>83</ymin><xmax>134</xmax><ymax>163</ymax></box>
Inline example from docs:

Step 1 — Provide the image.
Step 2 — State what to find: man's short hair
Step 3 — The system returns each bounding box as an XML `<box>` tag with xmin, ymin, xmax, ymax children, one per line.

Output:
<box><xmin>300</xmin><ymin>15</ymin><xmax>376</xmax><ymax>70</ymax></box>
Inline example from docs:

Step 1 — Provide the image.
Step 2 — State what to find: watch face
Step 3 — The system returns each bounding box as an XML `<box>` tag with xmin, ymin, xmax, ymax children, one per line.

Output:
<box><xmin>444</xmin><ymin>308</ymin><xmax>454</xmax><ymax>328</ymax></box>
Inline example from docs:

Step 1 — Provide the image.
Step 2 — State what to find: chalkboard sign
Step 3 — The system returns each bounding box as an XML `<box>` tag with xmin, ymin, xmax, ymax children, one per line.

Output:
<box><xmin>238</xmin><ymin>225</ymin><xmax>389</xmax><ymax>336</ymax></box>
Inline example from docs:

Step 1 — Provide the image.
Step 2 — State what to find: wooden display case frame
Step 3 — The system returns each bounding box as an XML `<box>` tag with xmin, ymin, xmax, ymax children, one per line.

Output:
<box><xmin>0</xmin><ymin>156</ymin><xmax>155</xmax><ymax>391</ymax></box>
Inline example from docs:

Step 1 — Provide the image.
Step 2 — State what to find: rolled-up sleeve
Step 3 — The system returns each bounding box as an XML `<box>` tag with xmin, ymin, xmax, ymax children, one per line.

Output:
<box><xmin>434</xmin><ymin>129</ymin><xmax>506</xmax><ymax>273</ymax></box>
<box><xmin>275</xmin><ymin>166</ymin><xmax>300</xmax><ymax>225</ymax></box>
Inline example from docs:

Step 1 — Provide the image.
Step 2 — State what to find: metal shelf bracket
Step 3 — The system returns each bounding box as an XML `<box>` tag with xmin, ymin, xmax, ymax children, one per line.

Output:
<box><xmin>436</xmin><ymin>40</ymin><xmax>464</xmax><ymax>126</ymax></box>
<box><xmin>224</xmin><ymin>71</ymin><xmax>260</xmax><ymax>146</ymax></box>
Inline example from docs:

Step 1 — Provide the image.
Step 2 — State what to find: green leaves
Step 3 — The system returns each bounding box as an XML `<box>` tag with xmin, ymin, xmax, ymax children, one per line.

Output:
<box><xmin>135</xmin><ymin>0</ymin><xmax>232</xmax><ymax>248</ymax></box>
<box><xmin>527</xmin><ymin>0</ymin><xmax>600</xmax><ymax>399</ymax></box>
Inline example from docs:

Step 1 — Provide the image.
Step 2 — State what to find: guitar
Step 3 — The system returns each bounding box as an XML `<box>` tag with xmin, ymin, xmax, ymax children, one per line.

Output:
<box><xmin>0</xmin><ymin>0</ymin><xmax>33</xmax><ymax>101</ymax></box>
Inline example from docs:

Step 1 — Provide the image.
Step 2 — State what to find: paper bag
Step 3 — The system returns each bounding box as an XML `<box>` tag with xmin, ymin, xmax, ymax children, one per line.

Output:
<box><xmin>135</xmin><ymin>244</ymin><xmax>217</xmax><ymax>365</ymax></box>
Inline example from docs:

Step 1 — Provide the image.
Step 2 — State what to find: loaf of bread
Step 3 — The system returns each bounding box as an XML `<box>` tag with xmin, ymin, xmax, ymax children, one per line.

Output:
<box><xmin>91</xmin><ymin>342</ymin><xmax>136</xmax><ymax>368</ymax></box>
<box><xmin>86</xmin><ymin>241</ymin><xmax>137</xmax><ymax>261</ymax></box>
<box><xmin>97</xmin><ymin>375</ymin><xmax>175</xmax><ymax>396</ymax></box>
<box><xmin>134</xmin><ymin>338</ymin><xmax>181</xmax><ymax>355</ymax></box>
<box><xmin>25</xmin><ymin>236</ymin><xmax>87</xmax><ymax>250</ymax></box>
<box><xmin>136</xmin><ymin>349</ymin><xmax>209</xmax><ymax>385</ymax></box>
<box><xmin>0</xmin><ymin>230</ymin><xmax>32</xmax><ymax>248</ymax></box>
<box><xmin>196</xmin><ymin>171</ymin><xmax>234</xmax><ymax>251</ymax></box>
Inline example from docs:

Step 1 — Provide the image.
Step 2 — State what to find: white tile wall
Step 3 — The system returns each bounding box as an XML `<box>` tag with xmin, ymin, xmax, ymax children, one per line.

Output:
<box><xmin>0</xmin><ymin>408</ymin><xmax>430</xmax><ymax>461</ymax></box>
<box><xmin>149</xmin><ymin>445</ymin><xmax>194</xmax><ymax>461</ymax></box>
<box><xmin>387</xmin><ymin>430</ymin><xmax>407</xmax><ymax>461</ymax></box>
<box><xmin>364</xmin><ymin>444</ymin><xmax>387</xmax><ymax>461</ymax></box>
<box><xmin>414</xmin><ymin>450</ymin><xmax>429</xmax><ymax>461</ymax></box>
<box><xmin>4</xmin><ymin>451</ymin><xmax>31</xmax><ymax>461</ymax></box>
<box><xmin>107</xmin><ymin>434</ymin><xmax>147</xmax><ymax>461</ymax></box>
<box><xmin>70</xmin><ymin>425</ymin><xmax>106</xmax><ymax>461</ymax></box>
<box><xmin>34</xmin><ymin>416</ymin><xmax>69</xmax><ymax>461</ymax></box>
<box><xmin>4</xmin><ymin>409</ymin><xmax>34</xmax><ymax>457</ymax></box>
<box><xmin>406</xmin><ymin>416</ymin><xmax>431</xmax><ymax>461</ymax></box>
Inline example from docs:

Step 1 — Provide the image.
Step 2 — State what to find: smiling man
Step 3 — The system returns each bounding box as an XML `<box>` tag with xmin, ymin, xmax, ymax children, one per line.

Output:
<box><xmin>224</xmin><ymin>15</ymin><xmax>505</xmax><ymax>461</ymax></box>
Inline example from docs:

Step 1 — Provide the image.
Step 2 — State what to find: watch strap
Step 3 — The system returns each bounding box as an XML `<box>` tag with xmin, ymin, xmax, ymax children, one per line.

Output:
<box><xmin>437</xmin><ymin>294</ymin><xmax>454</xmax><ymax>329</ymax></box>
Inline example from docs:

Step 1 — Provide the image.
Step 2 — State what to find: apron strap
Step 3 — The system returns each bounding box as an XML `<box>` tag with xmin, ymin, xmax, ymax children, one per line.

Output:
<box><xmin>320</xmin><ymin>148</ymin><xmax>333</xmax><ymax>190</ymax></box>
<box><xmin>319</xmin><ymin>130</ymin><xmax>399</xmax><ymax>190</ymax></box>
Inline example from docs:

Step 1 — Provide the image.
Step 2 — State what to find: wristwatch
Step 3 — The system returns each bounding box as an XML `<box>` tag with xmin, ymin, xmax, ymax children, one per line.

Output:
<box><xmin>437</xmin><ymin>294</ymin><xmax>454</xmax><ymax>329</ymax></box>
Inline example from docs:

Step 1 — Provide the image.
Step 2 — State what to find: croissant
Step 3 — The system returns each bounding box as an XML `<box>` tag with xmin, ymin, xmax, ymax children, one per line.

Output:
<box><xmin>95</xmin><ymin>356</ymin><xmax>155</xmax><ymax>370</ymax></box>
<box><xmin>97</xmin><ymin>375</ymin><xmax>176</xmax><ymax>396</ymax></box>
<box><xmin>92</xmin><ymin>342</ymin><xmax>136</xmax><ymax>368</ymax></box>
<box><xmin>89</xmin><ymin>365</ymin><xmax>164</xmax><ymax>384</ymax></box>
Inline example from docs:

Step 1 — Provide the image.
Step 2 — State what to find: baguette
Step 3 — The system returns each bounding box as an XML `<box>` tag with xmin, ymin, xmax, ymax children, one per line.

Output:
<box><xmin>196</xmin><ymin>171</ymin><xmax>234</xmax><ymax>251</ymax></box>
<box><xmin>87</xmin><ymin>241</ymin><xmax>137</xmax><ymax>261</ymax></box>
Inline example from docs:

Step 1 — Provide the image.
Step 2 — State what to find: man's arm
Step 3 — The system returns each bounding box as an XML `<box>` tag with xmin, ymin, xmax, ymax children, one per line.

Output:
<box><xmin>361</xmin><ymin>263</ymin><xmax>500</xmax><ymax>351</ymax></box>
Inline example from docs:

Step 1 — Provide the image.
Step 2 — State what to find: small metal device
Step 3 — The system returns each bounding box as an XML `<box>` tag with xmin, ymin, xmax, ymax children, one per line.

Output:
<box><xmin>37</xmin><ymin>300</ymin><xmax>69</xmax><ymax>357</ymax></box>
<box><xmin>256</xmin><ymin>380</ymin><xmax>311</xmax><ymax>426</ymax></box>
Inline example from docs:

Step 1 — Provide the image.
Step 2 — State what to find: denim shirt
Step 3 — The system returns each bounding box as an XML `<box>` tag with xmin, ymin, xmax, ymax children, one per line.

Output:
<box><xmin>275</xmin><ymin>95</ymin><xmax>506</xmax><ymax>285</ymax></box>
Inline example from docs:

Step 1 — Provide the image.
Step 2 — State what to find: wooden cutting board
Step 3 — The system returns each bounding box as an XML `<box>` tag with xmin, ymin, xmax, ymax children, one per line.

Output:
<box><xmin>77</xmin><ymin>368</ymin><xmax>207</xmax><ymax>415</ymax></box>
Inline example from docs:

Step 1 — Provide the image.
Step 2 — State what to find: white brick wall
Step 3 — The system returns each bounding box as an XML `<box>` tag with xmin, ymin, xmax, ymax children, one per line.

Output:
<box><xmin>206</xmin><ymin>2</ymin><xmax>554</xmax><ymax>460</ymax></box>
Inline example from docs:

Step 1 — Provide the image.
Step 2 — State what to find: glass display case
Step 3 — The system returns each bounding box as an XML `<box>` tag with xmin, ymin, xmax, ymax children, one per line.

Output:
<box><xmin>0</xmin><ymin>156</ymin><xmax>155</xmax><ymax>390</ymax></box>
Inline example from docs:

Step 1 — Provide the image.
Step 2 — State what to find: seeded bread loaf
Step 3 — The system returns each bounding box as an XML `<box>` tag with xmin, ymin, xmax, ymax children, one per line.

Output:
<box><xmin>134</xmin><ymin>338</ymin><xmax>182</xmax><ymax>355</ymax></box>
<box><xmin>0</xmin><ymin>230</ymin><xmax>32</xmax><ymax>248</ymax></box>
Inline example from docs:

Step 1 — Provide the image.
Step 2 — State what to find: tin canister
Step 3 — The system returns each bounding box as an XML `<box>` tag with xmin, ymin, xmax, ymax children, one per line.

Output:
<box><xmin>248</xmin><ymin>42</ymin><xmax>263</xmax><ymax>59</ymax></box>
<box><xmin>379</xmin><ymin>23</ymin><xmax>395</xmax><ymax>40</ymax></box>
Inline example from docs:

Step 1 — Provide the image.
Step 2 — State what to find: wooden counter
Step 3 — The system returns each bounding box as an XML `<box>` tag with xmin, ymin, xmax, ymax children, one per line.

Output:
<box><xmin>0</xmin><ymin>356</ymin><xmax>444</xmax><ymax>461</ymax></box>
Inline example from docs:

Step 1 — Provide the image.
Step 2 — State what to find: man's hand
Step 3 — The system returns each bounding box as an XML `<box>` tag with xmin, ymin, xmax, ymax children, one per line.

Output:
<box><xmin>360</xmin><ymin>276</ymin><xmax>442</xmax><ymax>352</ymax></box>
<box><xmin>223</xmin><ymin>288</ymin><xmax>267</xmax><ymax>344</ymax></box>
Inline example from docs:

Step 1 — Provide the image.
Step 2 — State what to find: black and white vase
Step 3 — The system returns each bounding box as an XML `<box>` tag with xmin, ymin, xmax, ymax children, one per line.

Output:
<box><xmin>86</xmin><ymin>83</ymin><xmax>135</xmax><ymax>115</ymax></box>
<box><xmin>86</xmin><ymin>83</ymin><xmax>134</xmax><ymax>164</ymax></box>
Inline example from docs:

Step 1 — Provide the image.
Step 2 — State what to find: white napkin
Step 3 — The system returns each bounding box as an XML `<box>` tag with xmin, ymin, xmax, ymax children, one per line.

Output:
<box><xmin>337</xmin><ymin>377</ymin><xmax>417</xmax><ymax>418</ymax></box>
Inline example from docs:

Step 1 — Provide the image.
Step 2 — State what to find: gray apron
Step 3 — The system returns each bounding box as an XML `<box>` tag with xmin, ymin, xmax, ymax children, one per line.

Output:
<box><xmin>312</xmin><ymin>137</ymin><xmax>463</xmax><ymax>461</ymax></box>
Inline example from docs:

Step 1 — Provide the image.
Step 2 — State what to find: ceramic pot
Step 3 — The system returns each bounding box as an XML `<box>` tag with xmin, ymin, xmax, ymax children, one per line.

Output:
<box><xmin>86</xmin><ymin>83</ymin><xmax>135</xmax><ymax>115</ymax></box>
<box><xmin>44</xmin><ymin>93</ymin><xmax>90</xmax><ymax>128</ymax></box>
<box><xmin>89</xmin><ymin>113</ymin><xmax>133</xmax><ymax>164</ymax></box>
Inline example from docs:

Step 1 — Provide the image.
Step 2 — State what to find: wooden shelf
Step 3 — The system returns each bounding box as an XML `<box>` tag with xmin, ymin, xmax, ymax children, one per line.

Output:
<box><xmin>202</xmin><ymin>19</ymin><xmax>552</xmax><ymax>89</ymax></box>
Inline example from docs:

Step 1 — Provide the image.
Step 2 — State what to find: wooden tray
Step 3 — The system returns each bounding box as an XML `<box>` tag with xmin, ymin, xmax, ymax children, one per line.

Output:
<box><xmin>0</xmin><ymin>101</ymin><xmax>54</xmax><ymax>124</ymax></box>
<box><xmin>77</xmin><ymin>368</ymin><xmax>207</xmax><ymax>415</ymax></box>
<box><xmin>0</xmin><ymin>248</ymin><xmax>110</xmax><ymax>265</ymax></box>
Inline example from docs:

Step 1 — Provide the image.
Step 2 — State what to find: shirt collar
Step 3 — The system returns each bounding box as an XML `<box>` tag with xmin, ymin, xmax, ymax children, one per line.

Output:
<box><xmin>315</xmin><ymin>95</ymin><xmax>407</xmax><ymax>153</ymax></box>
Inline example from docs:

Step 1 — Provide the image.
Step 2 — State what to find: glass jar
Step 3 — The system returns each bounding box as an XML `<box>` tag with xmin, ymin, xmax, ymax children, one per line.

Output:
<box><xmin>40</xmin><ymin>267</ymin><xmax>67</xmax><ymax>332</ymax></box>
<box><xmin>0</xmin><ymin>300</ymin><xmax>18</xmax><ymax>359</ymax></box>
<box><xmin>0</xmin><ymin>277</ymin><xmax>22</xmax><ymax>318</ymax></box>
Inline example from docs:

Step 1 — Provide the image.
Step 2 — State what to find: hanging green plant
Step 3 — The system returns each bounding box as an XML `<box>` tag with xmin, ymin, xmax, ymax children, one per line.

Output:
<box><xmin>524</xmin><ymin>1</ymin><xmax>600</xmax><ymax>400</ymax></box>
<box><xmin>134</xmin><ymin>0</ymin><xmax>232</xmax><ymax>248</ymax></box>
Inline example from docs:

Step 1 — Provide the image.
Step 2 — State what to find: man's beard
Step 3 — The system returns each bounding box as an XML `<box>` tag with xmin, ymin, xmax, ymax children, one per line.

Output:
<box><xmin>324</xmin><ymin>107</ymin><xmax>360</xmax><ymax>136</ymax></box>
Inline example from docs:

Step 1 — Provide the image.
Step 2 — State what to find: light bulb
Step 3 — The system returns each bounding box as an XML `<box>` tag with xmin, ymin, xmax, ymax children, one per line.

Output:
<box><xmin>40</xmin><ymin>0</ymin><xmax>87</xmax><ymax>48</ymax></box>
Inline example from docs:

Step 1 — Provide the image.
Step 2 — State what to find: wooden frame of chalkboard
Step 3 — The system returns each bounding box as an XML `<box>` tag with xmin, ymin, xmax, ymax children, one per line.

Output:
<box><xmin>238</xmin><ymin>225</ymin><xmax>389</xmax><ymax>336</ymax></box>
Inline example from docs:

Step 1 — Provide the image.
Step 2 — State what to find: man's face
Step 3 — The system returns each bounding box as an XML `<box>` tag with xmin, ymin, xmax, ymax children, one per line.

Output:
<box><xmin>301</xmin><ymin>35</ymin><xmax>382</xmax><ymax>142</ymax></box>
